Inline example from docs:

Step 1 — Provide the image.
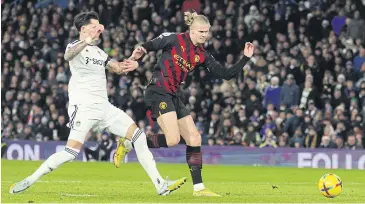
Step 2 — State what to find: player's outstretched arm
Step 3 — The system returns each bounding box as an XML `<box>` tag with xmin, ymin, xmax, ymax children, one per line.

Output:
<box><xmin>204</xmin><ymin>42</ymin><xmax>255</xmax><ymax>80</ymax></box>
<box><xmin>64</xmin><ymin>39</ymin><xmax>90</xmax><ymax>61</ymax></box>
<box><xmin>64</xmin><ymin>25</ymin><xmax>103</xmax><ymax>61</ymax></box>
<box><xmin>105</xmin><ymin>59</ymin><xmax>121</xmax><ymax>74</ymax></box>
<box><xmin>130</xmin><ymin>33</ymin><xmax>176</xmax><ymax>61</ymax></box>
<box><xmin>106</xmin><ymin>59</ymin><xmax>139</xmax><ymax>74</ymax></box>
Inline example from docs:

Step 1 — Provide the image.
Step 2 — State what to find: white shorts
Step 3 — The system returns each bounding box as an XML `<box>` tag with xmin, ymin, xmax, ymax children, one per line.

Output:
<box><xmin>66</xmin><ymin>101</ymin><xmax>135</xmax><ymax>143</ymax></box>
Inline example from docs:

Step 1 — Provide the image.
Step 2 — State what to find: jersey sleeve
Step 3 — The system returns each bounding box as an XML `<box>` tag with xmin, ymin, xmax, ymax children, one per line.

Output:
<box><xmin>96</xmin><ymin>47</ymin><xmax>112</xmax><ymax>68</ymax></box>
<box><xmin>141</xmin><ymin>32</ymin><xmax>176</xmax><ymax>52</ymax></box>
<box><xmin>203</xmin><ymin>52</ymin><xmax>251</xmax><ymax>80</ymax></box>
<box><xmin>65</xmin><ymin>40</ymin><xmax>84</xmax><ymax>53</ymax></box>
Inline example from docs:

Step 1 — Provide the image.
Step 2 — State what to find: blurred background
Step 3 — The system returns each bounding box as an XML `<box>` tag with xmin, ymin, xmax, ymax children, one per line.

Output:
<box><xmin>1</xmin><ymin>0</ymin><xmax>365</xmax><ymax>163</ymax></box>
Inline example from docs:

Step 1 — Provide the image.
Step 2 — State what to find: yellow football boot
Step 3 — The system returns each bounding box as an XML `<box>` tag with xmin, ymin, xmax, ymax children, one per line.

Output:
<box><xmin>159</xmin><ymin>177</ymin><xmax>187</xmax><ymax>195</ymax></box>
<box><xmin>193</xmin><ymin>188</ymin><xmax>221</xmax><ymax>197</ymax></box>
<box><xmin>113</xmin><ymin>138</ymin><xmax>132</xmax><ymax>168</ymax></box>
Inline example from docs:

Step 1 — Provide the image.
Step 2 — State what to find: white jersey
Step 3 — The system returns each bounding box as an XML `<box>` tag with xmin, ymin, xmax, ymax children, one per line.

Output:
<box><xmin>65</xmin><ymin>40</ymin><xmax>109</xmax><ymax>105</ymax></box>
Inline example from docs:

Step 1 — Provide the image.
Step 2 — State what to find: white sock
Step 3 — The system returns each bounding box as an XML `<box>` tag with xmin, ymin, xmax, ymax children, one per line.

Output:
<box><xmin>25</xmin><ymin>147</ymin><xmax>79</xmax><ymax>185</ymax></box>
<box><xmin>130</xmin><ymin>128</ymin><xmax>164</xmax><ymax>191</ymax></box>
<box><xmin>194</xmin><ymin>183</ymin><xmax>205</xmax><ymax>191</ymax></box>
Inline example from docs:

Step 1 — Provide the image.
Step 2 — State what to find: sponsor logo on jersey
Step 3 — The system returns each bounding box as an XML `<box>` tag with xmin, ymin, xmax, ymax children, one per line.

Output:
<box><xmin>85</xmin><ymin>57</ymin><xmax>104</xmax><ymax>66</ymax></box>
<box><xmin>173</xmin><ymin>54</ymin><xmax>195</xmax><ymax>72</ymax></box>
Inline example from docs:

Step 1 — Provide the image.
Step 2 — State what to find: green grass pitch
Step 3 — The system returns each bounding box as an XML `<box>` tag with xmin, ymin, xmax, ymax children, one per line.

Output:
<box><xmin>1</xmin><ymin>159</ymin><xmax>364</xmax><ymax>203</ymax></box>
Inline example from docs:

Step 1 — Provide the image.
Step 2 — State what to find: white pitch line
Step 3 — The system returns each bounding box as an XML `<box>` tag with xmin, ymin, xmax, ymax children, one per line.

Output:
<box><xmin>62</xmin><ymin>193</ymin><xmax>97</xmax><ymax>197</ymax></box>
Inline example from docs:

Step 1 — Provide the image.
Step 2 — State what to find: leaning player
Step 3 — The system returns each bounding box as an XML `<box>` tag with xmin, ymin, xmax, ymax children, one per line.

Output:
<box><xmin>116</xmin><ymin>10</ymin><xmax>255</xmax><ymax>196</ymax></box>
<box><xmin>9</xmin><ymin>11</ymin><xmax>186</xmax><ymax>196</ymax></box>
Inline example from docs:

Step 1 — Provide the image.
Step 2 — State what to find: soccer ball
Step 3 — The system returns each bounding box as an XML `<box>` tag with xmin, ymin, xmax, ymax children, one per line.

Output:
<box><xmin>318</xmin><ymin>174</ymin><xmax>343</xmax><ymax>198</ymax></box>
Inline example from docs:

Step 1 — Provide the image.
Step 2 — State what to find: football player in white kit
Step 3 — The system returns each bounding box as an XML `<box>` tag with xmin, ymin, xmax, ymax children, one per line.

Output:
<box><xmin>10</xmin><ymin>11</ymin><xmax>186</xmax><ymax>196</ymax></box>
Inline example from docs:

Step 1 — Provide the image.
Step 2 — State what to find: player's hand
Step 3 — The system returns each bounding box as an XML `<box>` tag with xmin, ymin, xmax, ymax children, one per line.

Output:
<box><xmin>85</xmin><ymin>24</ymin><xmax>104</xmax><ymax>44</ymax></box>
<box><xmin>130</xmin><ymin>46</ymin><xmax>147</xmax><ymax>60</ymax></box>
<box><xmin>243</xmin><ymin>42</ymin><xmax>255</xmax><ymax>58</ymax></box>
<box><xmin>120</xmin><ymin>59</ymin><xmax>139</xmax><ymax>74</ymax></box>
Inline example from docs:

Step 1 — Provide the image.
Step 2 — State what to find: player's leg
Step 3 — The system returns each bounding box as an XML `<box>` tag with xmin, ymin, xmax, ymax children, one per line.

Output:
<box><xmin>176</xmin><ymin>99</ymin><xmax>220</xmax><ymax>197</ymax></box>
<box><xmin>10</xmin><ymin>105</ymin><xmax>97</xmax><ymax>194</ymax></box>
<box><xmin>144</xmin><ymin>97</ymin><xmax>181</xmax><ymax>148</ymax></box>
<box><xmin>11</xmin><ymin>139</ymin><xmax>82</xmax><ymax>188</ymax></box>
<box><xmin>104</xmin><ymin>104</ymin><xmax>186</xmax><ymax>195</ymax></box>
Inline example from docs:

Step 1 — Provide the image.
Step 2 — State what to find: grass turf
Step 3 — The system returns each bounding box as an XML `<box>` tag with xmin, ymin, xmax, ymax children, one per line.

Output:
<box><xmin>1</xmin><ymin>160</ymin><xmax>364</xmax><ymax>203</ymax></box>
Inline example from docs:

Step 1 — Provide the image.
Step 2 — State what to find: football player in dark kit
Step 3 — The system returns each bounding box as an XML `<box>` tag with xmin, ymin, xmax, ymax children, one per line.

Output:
<box><xmin>115</xmin><ymin>10</ymin><xmax>254</xmax><ymax>196</ymax></box>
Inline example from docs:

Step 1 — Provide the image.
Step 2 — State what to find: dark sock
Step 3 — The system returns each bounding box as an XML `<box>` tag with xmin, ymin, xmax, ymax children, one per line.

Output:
<box><xmin>146</xmin><ymin>134</ymin><xmax>168</xmax><ymax>148</ymax></box>
<box><xmin>186</xmin><ymin>145</ymin><xmax>203</xmax><ymax>185</ymax></box>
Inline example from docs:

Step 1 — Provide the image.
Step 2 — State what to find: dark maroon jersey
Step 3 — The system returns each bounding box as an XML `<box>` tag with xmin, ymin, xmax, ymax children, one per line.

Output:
<box><xmin>142</xmin><ymin>32</ymin><xmax>251</xmax><ymax>95</ymax></box>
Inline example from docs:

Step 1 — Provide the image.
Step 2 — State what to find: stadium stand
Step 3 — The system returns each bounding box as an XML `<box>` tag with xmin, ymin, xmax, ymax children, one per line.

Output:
<box><xmin>1</xmin><ymin>0</ymin><xmax>364</xmax><ymax>149</ymax></box>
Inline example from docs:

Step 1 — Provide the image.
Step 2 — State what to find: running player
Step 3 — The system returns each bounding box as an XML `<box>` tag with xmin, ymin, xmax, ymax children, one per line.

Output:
<box><xmin>9</xmin><ymin>11</ymin><xmax>186</xmax><ymax>196</ymax></box>
<box><xmin>115</xmin><ymin>10</ymin><xmax>255</xmax><ymax>196</ymax></box>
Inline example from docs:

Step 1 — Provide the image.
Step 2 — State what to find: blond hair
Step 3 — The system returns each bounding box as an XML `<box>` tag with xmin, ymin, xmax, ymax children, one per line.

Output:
<box><xmin>184</xmin><ymin>10</ymin><xmax>210</xmax><ymax>27</ymax></box>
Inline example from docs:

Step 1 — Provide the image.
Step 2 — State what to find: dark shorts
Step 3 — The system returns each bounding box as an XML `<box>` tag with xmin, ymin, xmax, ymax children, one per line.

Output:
<box><xmin>144</xmin><ymin>86</ymin><xmax>189</xmax><ymax>121</ymax></box>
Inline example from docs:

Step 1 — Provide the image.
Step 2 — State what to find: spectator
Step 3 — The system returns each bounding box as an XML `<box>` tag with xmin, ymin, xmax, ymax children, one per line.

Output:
<box><xmin>331</xmin><ymin>9</ymin><xmax>347</xmax><ymax>36</ymax></box>
<box><xmin>335</xmin><ymin>137</ymin><xmax>345</xmax><ymax>149</ymax></box>
<box><xmin>207</xmin><ymin>113</ymin><xmax>220</xmax><ymax>139</ymax></box>
<box><xmin>244</xmin><ymin>5</ymin><xmax>260</xmax><ymax>30</ymax></box>
<box><xmin>278</xmin><ymin>132</ymin><xmax>288</xmax><ymax>147</ymax></box>
<box><xmin>220</xmin><ymin>118</ymin><xmax>234</xmax><ymax>143</ymax></box>
<box><xmin>263</xmin><ymin>76</ymin><xmax>281</xmax><ymax>109</ymax></box>
<box><xmin>305</xmin><ymin>126</ymin><xmax>318</xmax><ymax>148</ymax></box>
<box><xmin>55</xmin><ymin>115</ymin><xmax>69</xmax><ymax>141</ymax></box>
<box><xmin>345</xmin><ymin>133</ymin><xmax>363</xmax><ymax>150</ymax></box>
<box><xmin>299</xmin><ymin>79</ymin><xmax>320</xmax><ymax>109</ymax></box>
<box><xmin>245</xmin><ymin>93</ymin><xmax>263</xmax><ymax>117</ymax></box>
<box><xmin>1</xmin><ymin>0</ymin><xmax>363</xmax><ymax>150</ymax></box>
<box><xmin>182</xmin><ymin>0</ymin><xmax>201</xmax><ymax>13</ymax></box>
<box><xmin>259</xmin><ymin>129</ymin><xmax>277</xmax><ymax>148</ymax></box>
<box><xmin>260</xmin><ymin>116</ymin><xmax>275</xmax><ymax>136</ymax></box>
<box><xmin>284</xmin><ymin>109</ymin><xmax>303</xmax><ymax>136</ymax></box>
<box><xmin>84</xmin><ymin>131</ymin><xmax>113</xmax><ymax>161</ymax></box>
<box><xmin>280</xmin><ymin>74</ymin><xmax>300</xmax><ymax>108</ymax></box>
<box><xmin>347</xmin><ymin>10</ymin><xmax>365</xmax><ymax>42</ymax></box>
<box><xmin>289</xmin><ymin>128</ymin><xmax>304</xmax><ymax>148</ymax></box>
<box><xmin>319</xmin><ymin>135</ymin><xmax>337</xmax><ymax>148</ymax></box>
<box><xmin>353</xmin><ymin>47</ymin><xmax>365</xmax><ymax>72</ymax></box>
<box><xmin>242</xmin><ymin>124</ymin><xmax>261</xmax><ymax>147</ymax></box>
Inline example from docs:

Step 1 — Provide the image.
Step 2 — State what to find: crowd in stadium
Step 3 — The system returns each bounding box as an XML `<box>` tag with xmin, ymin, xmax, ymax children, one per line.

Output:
<box><xmin>1</xmin><ymin>0</ymin><xmax>365</xmax><ymax>149</ymax></box>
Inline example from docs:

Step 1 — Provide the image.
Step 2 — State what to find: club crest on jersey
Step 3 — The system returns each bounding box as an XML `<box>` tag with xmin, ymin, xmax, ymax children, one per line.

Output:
<box><xmin>159</xmin><ymin>102</ymin><xmax>167</xmax><ymax>110</ymax></box>
<box><xmin>76</xmin><ymin>121</ymin><xmax>81</xmax><ymax>127</ymax></box>
<box><xmin>194</xmin><ymin>54</ymin><xmax>200</xmax><ymax>63</ymax></box>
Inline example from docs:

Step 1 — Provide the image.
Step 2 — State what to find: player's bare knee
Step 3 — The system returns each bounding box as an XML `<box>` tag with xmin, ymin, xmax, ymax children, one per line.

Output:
<box><xmin>125</xmin><ymin>123</ymin><xmax>138</xmax><ymax>140</ymax></box>
<box><xmin>166</xmin><ymin>138</ymin><xmax>180</xmax><ymax>146</ymax></box>
<box><xmin>66</xmin><ymin>139</ymin><xmax>83</xmax><ymax>150</ymax></box>
<box><xmin>189</xmin><ymin>133</ymin><xmax>202</xmax><ymax>146</ymax></box>
<box><xmin>165</xmin><ymin>133</ymin><xmax>180</xmax><ymax>146</ymax></box>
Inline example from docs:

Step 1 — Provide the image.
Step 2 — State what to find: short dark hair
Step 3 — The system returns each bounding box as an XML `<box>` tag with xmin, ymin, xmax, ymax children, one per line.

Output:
<box><xmin>73</xmin><ymin>11</ymin><xmax>99</xmax><ymax>32</ymax></box>
<box><xmin>347</xmin><ymin>131</ymin><xmax>355</xmax><ymax>137</ymax></box>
